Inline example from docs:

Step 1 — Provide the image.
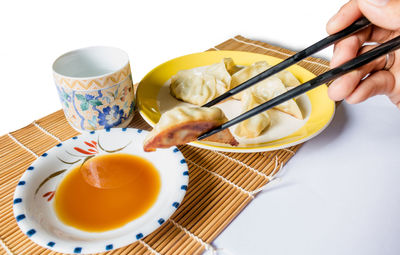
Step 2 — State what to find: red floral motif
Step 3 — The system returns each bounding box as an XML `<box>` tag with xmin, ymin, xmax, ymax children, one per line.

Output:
<box><xmin>43</xmin><ymin>191</ymin><xmax>55</xmax><ymax>202</ymax></box>
<box><xmin>120</xmin><ymin>86</ymin><xmax>131</xmax><ymax>101</ymax></box>
<box><xmin>74</xmin><ymin>140</ymin><xmax>98</xmax><ymax>155</ymax></box>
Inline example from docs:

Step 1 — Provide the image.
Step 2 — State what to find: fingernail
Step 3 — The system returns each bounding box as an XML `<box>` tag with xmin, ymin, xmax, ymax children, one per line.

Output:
<box><xmin>327</xmin><ymin>13</ymin><xmax>339</xmax><ymax>30</ymax></box>
<box><xmin>330</xmin><ymin>77</ymin><xmax>341</xmax><ymax>88</ymax></box>
<box><xmin>365</xmin><ymin>0</ymin><xmax>389</xmax><ymax>7</ymax></box>
<box><xmin>327</xmin><ymin>77</ymin><xmax>342</xmax><ymax>101</ymax></box>
<box><xmin>330</xmin><ymin>53</ymin><xmax>340</xmax><ymax>68</ymax></box>
<box><xmin>345</xmin><ymin>96</ymin><xmax>356</xmax><ymax>104</ymax></box>
<box><xmin>328</xmin><ymin>14</ymin><xmax>337</xmax><ymax>24</ymax></box>
<box><xmin>330</xmin><ymin>57</ymin><xmax>337</xmax><ymax>68</ymax></box>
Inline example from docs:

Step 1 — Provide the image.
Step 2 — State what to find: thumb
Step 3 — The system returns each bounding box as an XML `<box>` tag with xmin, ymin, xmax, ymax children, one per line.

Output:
<box><xmin>358</xmin><ymin>0</ymin><xmax>400</xmax><ymax>30</ymax></box>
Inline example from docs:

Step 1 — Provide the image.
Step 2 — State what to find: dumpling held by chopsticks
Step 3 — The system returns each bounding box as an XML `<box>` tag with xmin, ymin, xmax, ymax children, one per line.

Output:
<box><xmin>143</xmin><ymin>106</ymin><xmax>238</xmax><ymax>152</ymax></box>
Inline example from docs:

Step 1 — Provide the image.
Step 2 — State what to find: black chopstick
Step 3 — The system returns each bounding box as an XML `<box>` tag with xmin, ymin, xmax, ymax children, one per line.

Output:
<box><xmin>202</xmin><ymin>17</ymin><xmax>371</xmax><ymax>108</ymax></box>
<box><xmin>198</xmin><ymin>35</ymin><xmax>400</xmax><ymax>141</ymax></box>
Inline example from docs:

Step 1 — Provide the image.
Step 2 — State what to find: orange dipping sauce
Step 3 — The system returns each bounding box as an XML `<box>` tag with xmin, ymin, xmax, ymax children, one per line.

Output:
<box><xmin>54</xmin><ymin>153</ymin><xmax>161</xmax><ymax>232</ymax></box>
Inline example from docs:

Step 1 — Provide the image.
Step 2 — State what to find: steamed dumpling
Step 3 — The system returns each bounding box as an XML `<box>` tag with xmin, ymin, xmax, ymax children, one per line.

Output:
<box><xmin>250</xmin><ymin>77</ymin><xmax>303</xmax><ymax>119</ymax></box>
<box><xmin>229</xmin><ymin>60</ymin><xmax>302</xmax><ymax>119</ymax></box>
<box><xmin>224</xmin><ymin>58</ymin><xmax>244</xmax><ymax>75</ymax></box>
<box><xmin>230</xmin><ymin>61</ymin><xmax>270</xmax><ymax>100</ymax></box>
<box><xmin>275</xmin><ymin>69</ymin><xmax>301</xmax><ymax>87</ymax></box>
<box><xmin>235</xmin><ymin>91</ymin><xmax>271</xmax><ymax>138</ymax></box>
<box><xmin>230</xmin><ymin>61</ymin><xmax>301</xmax><ymax>100</ymax></box>
<box><xmin>170</xmin><ymin>58</ymin><xmax>238</xmax><ymax>105</ymax></box>
<box><xmin>143</xmin><ymin>106</ymin><xmax>238</xmax><ymax>152</ymax></box>
<box><xmin>170</xmin><ymin>71</ymin><xmax>217</xmax><ymax>105</ymax></box>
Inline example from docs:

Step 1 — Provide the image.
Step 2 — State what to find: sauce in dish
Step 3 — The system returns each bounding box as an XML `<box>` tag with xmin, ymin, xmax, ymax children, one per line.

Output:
<box><xmin>54</xmin><ymin>153</ymin><xmax>161</xmax><ymax>232</ymax></box>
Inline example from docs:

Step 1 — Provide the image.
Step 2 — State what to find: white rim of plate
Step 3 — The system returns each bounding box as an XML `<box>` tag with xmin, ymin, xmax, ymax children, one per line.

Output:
<box><xmin>13</xmin><ymin>128</ymin><xmax>188</xmax><ymax>254</ymax></box>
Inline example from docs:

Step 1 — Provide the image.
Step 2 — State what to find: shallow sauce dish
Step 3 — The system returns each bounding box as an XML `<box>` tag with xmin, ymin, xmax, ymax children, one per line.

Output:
<box><xmin>13</xmin><ymin>128</ymin><xmax>188</xmax><ymax>254</ymax></box>
<box><xmin>136</xmin><ymin>51</ymin><xmax>335</xmax><ymax>152</ymax></box>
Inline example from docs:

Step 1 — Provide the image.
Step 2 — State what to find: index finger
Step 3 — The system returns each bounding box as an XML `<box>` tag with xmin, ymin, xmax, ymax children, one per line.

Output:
<box><xmin>327</xmin><ymin>0</ymin><xmax>362</xmax><ymax>34</ymax></box>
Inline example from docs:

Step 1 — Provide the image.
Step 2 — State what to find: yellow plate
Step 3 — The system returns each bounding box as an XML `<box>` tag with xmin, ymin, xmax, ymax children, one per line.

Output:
<box><xmin>136</xmin><ymin>51</ymin><xmax>335</xmax><ymax>153</ymax></box>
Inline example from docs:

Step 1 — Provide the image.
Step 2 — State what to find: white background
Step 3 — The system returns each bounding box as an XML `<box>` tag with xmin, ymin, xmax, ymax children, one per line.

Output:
<box><xmin>0</xmin><ymin>0</ymin><xmax>343</xmax><ymax>134</ymax></box>
<box><xmin>1</xmin><ymin>1</ymin><xmax>400</xmax><ymax>255</ymax></box>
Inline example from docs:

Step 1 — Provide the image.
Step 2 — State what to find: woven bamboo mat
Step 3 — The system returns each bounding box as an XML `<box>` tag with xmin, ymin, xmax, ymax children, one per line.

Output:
<box><xmin>0</xmin><ymin>35</ymin><xmax>331</xmax><ymax>255</ymax></box>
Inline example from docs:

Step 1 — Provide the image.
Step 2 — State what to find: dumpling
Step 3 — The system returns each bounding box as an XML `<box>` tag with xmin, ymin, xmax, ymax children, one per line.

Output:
<box><xmin>203</xmin><ymin>58</ymin><xmax>234</xmax><ymax>95</ymax></box>
<box><xmin>223</xmin><ymin>58</ymin><xmax>243</xmax><ymax>75</ymax></box>
<box><xmin>250</xmin><ymin>77</ymin><xmax>303</xmax><ymax>119</ymax></box>
<box><xmin>170</xmin><ymin>71</ymin><xmax>217</xmax><ymax>105</ymax></box>
<box><xmin>231</xmin><ymin>61</ymin><xmax>302</xmax><ymax>120</ymax></box>
<box><xmin>235</xmin><ymin>91</ymin><xmax>271</xmax><ymax>138</ymax></box>
<box><xmin>230</xmin><ymin>61</ymin><xmax>270</xmax><ymax>100</ymax></box>
<box><xmin>230</xmin><ymin>61</ymin><xmax>301</xmax><ymax>99</ymax></box>
<box><xmin>209</xmin><ymin>58</ymin><xmax>238</xmax><ymax>82</ymax></box>
<box><xmin>143</xmin><ymin>106</ymin><xmax>238</xmax><ymax>152</ymax></box>
<box><xmin>170</xmin><ymin>58</ymin><xmax>237</xmax><ymax>105</ymax></box>
<box><xmin>275</xmin><ymin>69</ymin><xmax>301</xmax><ymax>87</ymax></box>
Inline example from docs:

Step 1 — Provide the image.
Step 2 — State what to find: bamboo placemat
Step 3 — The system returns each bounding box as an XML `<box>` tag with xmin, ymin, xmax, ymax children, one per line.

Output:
<box><xmin>0</xmin><ymin>35</ymin><xmax>331</xmax><ymax>255</ymax></box>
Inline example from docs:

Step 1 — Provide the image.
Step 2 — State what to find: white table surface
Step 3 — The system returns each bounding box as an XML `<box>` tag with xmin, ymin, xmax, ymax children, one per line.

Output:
<box><xmin>2</xmin><ymin>1</ymin><xmax>400</xmax><ymax>254</ymax></box>
<box><xmin>214</xmin><ymin>97</ymin><xmax>400</xmax><ymax>255</ymax></box>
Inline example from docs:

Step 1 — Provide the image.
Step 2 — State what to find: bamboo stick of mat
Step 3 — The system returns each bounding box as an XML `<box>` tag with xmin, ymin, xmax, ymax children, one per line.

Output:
<box><xmin>0</xmin><ymin>35</ymin><xmax>331</xmax><ymax>255</ymax></box>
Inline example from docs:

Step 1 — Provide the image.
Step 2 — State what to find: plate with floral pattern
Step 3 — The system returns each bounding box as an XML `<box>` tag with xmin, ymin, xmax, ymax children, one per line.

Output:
<box><xmin>13</xmin><ymin>128</ymin><xmax>188</xmax><ymax>254</ymax></box>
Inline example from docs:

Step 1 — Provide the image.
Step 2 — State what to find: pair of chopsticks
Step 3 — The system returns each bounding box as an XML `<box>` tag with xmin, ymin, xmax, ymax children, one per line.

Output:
<box><xmin>198</xmin><ymin>17</ymin><xmax>400</xmax><ymax>141</ymax></box>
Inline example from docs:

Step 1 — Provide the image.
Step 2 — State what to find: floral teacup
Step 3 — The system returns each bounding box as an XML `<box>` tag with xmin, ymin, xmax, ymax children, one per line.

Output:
<box><xmin>53</xmin><ymin>46</ymin><xmax>134</xmax><ymax>131</ymax></box>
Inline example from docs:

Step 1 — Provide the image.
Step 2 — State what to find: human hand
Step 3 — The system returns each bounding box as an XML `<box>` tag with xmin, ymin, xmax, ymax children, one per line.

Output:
<box><xmin>326</xmin><ymin>0</ymin><xmax>400</xmax><ymax>108</ymax></box>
